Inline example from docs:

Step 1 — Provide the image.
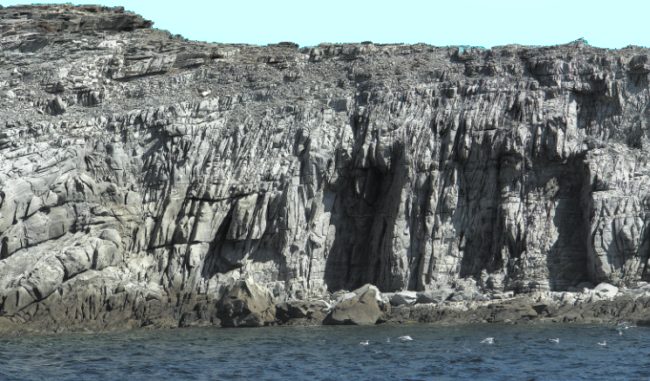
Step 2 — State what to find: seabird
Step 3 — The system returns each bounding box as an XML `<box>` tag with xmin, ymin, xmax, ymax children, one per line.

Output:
<box><xmin>598</xmin><ymin>341</ymin><xmax>607</xmax><ymax>346</ymax></box>
<box><xmin>398</xmin><ymin>335</ymin><xmax>413</xmax><ymax>342</ymax></box>
<box><xmin>480</xmin><ymin>337</ymin><xmax>494</xmax><ymax>345</ymax></box>
<box><xmin>549</xmin><ymin>338</ymin><xmax>560</xmax><ymax>344</ymax></box>
<box><xmin>359</xmin><ymin>340</ymin><xmax>369</xmax><ymax>346</ymax></box>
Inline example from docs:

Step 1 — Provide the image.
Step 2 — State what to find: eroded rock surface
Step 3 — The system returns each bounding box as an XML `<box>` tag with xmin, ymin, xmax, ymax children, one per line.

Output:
<box><xmin>2</xmin><ymin>5</ymin><xmax>650</xmax><ymax>331</ymax></box>
<box><xmin>324</xmin><ymin>284</ymin><xmax>387</xmax><ymax>325</ymax></box>
<box><xmin>217</xmin><ymin>278</ymin><xmax>276</xmax><ymax>327</ymax></box>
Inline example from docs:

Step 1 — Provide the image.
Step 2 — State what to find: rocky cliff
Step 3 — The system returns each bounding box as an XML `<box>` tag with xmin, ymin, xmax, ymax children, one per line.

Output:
<box><xmin>2</xmin><ymin>5</ymin><xmax>650</xmax><ymax>331</ymax></box>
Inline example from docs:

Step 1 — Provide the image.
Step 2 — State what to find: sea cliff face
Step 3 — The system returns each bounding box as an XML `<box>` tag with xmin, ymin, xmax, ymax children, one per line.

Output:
<box><xmin>2</xmin><ymin>5</ymin><xmax>650</xmax><ymax>332</ymax></box>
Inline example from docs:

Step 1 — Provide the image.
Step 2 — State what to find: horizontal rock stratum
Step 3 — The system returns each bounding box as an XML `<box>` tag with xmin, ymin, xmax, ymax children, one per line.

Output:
<box><xmin>2</xmin><ymin>5</ymin><xmax>650</xmax><ymax>332</ymax></box>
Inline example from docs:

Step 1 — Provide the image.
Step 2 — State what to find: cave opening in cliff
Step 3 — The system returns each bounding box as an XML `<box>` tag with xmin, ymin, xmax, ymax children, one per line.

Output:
<box><xmin>323</xmin><ymin>143</ymin><xmax>410</xmax><ymax>293</ymax></box>
<box><xmin>454</xmin><ymin>144</ymin><xmax>596</xmax><ymax>293</ymax></box>
<box><xmin>503</xmin><ymin>155</ymin><xmax>595</xmax><ymax>292</ymax></box>
<box><xmin>545</xmin><ymin>157</ymin><xmax>593</xmax><ymax>291</ymax></box>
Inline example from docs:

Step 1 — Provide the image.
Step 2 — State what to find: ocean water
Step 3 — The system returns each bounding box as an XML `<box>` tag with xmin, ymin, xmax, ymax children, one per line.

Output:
<box><xmin>0</xmin><ymin>323</ymin><xmax>647</xmax><ymax>381</ymax></box>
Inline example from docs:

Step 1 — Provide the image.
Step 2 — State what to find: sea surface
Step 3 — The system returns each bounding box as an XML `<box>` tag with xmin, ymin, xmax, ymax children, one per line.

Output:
<box><xmin>0</xmin><ymin>323</ymin><xmax>647</xmax><ymax>380</ymax></box>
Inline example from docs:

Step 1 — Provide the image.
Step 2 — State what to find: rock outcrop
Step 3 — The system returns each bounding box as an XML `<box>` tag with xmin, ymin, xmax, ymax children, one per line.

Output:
<box><xmin>217</xmin><ymin>278</ymin><xmax>276</xmax><ymax>327</ymax></box>
<box><xmin>276</xmin><ymin>299</ymin><xmax>330</xmax><ymax>325</ymax></box>
<box><xmin>2</xmin><ymin>5</ymin><xmax>650</xmax><ymax>332</ymax></box>
<box><xmin>324</xmin><ymin>284</ymin><xmax>387</xmax><ymax>325</ymax></box>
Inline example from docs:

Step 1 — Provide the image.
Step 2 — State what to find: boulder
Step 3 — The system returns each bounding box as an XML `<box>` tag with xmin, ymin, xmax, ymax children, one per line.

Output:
<box><xmin>46</xmin><ymin>95</ymin><xmax>66</xmax><ymax>115</ymax></box>
<box><xmin>324</xmin><ymin>284</ymin><xmax>387</xmax><ymax>325</ymax></box>
<box><xmin>390</xmin><ymin>291</ymin><xmax>417</xmax><ymax>306</ymax></box>
<box><xmin>449</xmin><ymin>278</ymin><xmax>486</xmax><ymax>301</ymax></box>
<box><xmin>416</xmin><ymin>288</ymin><xmax>453</xmax><ymax>304</ymax></box>
<box><xmin>276</xmin><ymin>299</ymin><xmax>330</xmax><ymax>323</ymax></box>
<box><xmin>332</xmin><ymin>290</ymin><xmax>356</xmax><ymax>303</ymax></box>
<box><xmin>594</xmin><ymin>282</ymin><xmax>619</xmax><ymax>297</ymax></box>
<box><xmin>217</xmin><ymin>278</ymin><xmax>276</xmax><ymax>327</ymax></box>
<box><xmin>449</xmin><ymin>289</ymin><xmax>487</xmax><ymax>302</ymax></box>
<box><xmin>487</xmin><ymin>300</ymin><xmax>539</xmax><ymax>323</ymax></box>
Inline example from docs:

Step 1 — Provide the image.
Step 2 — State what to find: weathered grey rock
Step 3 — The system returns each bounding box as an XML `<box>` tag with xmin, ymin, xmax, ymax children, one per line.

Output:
<box><xmin>331</xmin><ymin>290</ymin><xmax>355</xmax><ymax>303</ymax></box>
<box><xmin>486</xmin><ymin>300</ymin><xmax>539</xmax><ymax>323</ymax></box>
<box><xmin>448</xmin><ymin>278</ymin><xmax>486</xmax><ymax>301</ymax></box>
<box><xmin>217</xmin><ymin>278</ymin><xmax>276</xmax><ymax>327</ymax></box>
<box><xmin>416</xmin><ymin>289</ymin><xmax>453</xmax><ymax>304</ymax></box>
<box><xmin>276</xmin><ymin>299</ymin><xmax>330</xmax><ymax>323</ymax></box>
<box><xmin>324</xmin><ymin>284</ymin><xmax>386</xmax><ymax>325</ymax></box>
<box><xmin>623</xmin><ymin>283</ymin><xmax>650</xmax><ymax>298</ymax></box>
<box><xmin>389</xmin><ymin>291</ymin><xmax>418</xmax><ymax>306</ymax></box>
<box><xmin>594</xmin><ymin>282</ymin><xmax>619</xmax><ymax>298</ymax></box>
<box><xmin>45</xmin><ymin>96</ymin><xmax>66</xmax><ymax>115</ymax></box>
<box><xmin>2</xmin><ymin>5</ymin><xmax>650</xmax><ymax>331</ymax></box>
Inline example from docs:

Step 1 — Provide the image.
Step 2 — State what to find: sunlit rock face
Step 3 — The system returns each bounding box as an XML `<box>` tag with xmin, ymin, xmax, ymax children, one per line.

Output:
<box><xmin>1</xmin><ymin>5</ymin><xmax>650</xmax><ymax>328</ymax></box>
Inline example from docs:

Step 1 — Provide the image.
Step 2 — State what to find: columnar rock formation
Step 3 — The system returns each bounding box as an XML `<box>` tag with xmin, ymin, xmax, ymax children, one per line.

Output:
<box><xmin>1</xmin><ymin>5</ymin><xmax>650</xmax><ymax>329</ymax></box>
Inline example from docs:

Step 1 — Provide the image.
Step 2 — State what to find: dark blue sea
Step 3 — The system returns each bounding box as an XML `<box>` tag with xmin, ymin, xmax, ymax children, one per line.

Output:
<box><xmin>0</xmin><ymin>323</ymin><xmax>647</xmax><ymax>380</ymax></box>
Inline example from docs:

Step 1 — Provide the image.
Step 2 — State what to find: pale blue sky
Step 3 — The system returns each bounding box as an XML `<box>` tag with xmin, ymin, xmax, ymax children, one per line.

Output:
<box><xmin>1</xmin><ymin>0</ymin><xmax>646</xmax><ymax>48</ymax></box>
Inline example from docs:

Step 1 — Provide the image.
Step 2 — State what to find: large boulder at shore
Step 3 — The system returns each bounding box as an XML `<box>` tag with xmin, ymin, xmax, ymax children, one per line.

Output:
<box><xmin>416</xmin><ymin>288</ymin><xmax>454</xmax><ymax>304</ymax></box>
<box><xmin>217</xmin><ymin>278</ymin><xmax>276</xmax><ymax>327</ymax></box>
<box><xmin>324</xmin><ymin>284</ymin><xmax>387</xmax><ymax>325</ymax></box>
<box><xmin>594</xmin><ymin>282</ymin><xmax>619</xmax><ymax>298</ymax></box>
<box><xmin>388</xmin><ymin>291</ymin><xmax>418</xmax><ymax>306</ymax></box>
<box><xmin>486</xmin><ymin>299</ymin><xmax>539</xmax><ymax>323</ymax></box>
<box><xmin>276</xmin><ymin>299</ymin><xmax>330</xmax><ymax>324</ymax></box>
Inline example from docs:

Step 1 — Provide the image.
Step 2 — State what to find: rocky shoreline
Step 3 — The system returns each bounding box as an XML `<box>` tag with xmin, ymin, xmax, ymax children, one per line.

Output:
<box><xmin>3</xmin><ymin>5</ymin><xmax>650</xmax><ymax>336</ymax></box>
<box><xmin>2</xmin><ymin>278</ymin><xmax>650</xmax><ymax>336</ymax></box>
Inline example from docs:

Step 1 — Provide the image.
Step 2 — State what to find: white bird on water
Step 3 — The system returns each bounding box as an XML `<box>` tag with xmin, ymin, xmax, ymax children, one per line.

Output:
<box><xmin>386</xmin><ymin>337</ymin><xmax>391</xmax><ymax>343</ymax></box>
<box><xmin>398</xmin><ymin>335</ymin><xmax>413</xmax><ymax>342</ymax></box>
<box><xmin>480</xmin><ymin>337</ymin><xmax>494</xmax><ymax>345</ymax></box>
<box><xmin>617</xmin><ymin>321</ymin><xmax>634</xmax><ymax>330</ymax></box>
<box><xmin>359</xmin><ymin>340</ymin><xmax>369</xmax><ymax>346</ymax></box>
<box><xmin>549</xmin><ymin>338</ymin><xmax>560</xmax><ymax>344</ymax></box>
<box><xmin>598</xmin><ymin>341</ymin><xmax>607</xmax><ymax>347</ymax></box>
